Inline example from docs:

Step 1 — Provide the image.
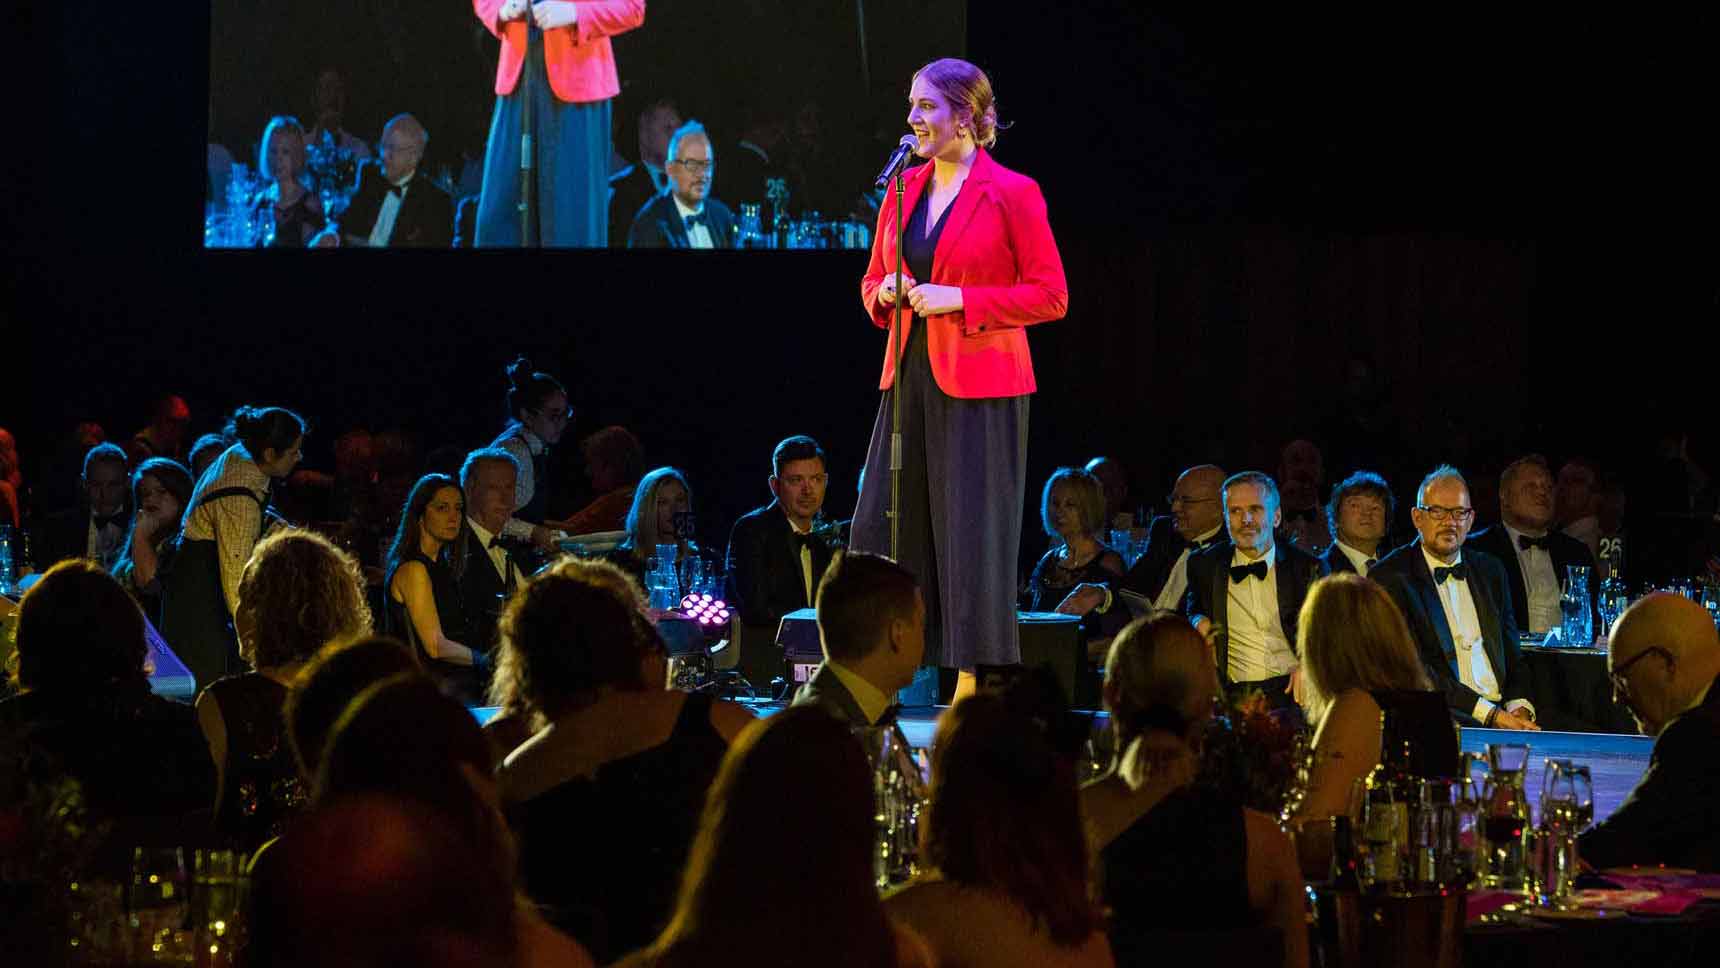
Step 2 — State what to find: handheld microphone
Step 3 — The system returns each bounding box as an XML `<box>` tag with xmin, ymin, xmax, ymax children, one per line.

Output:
<box><xmin>873</xmin><ymin>135</ymin><xmax>919</xmax><ymax>189</ymax></box>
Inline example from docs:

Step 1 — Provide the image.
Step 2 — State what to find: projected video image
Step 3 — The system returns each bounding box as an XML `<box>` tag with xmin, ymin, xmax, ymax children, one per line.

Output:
<box><xmin>205</xmin><ymin>1</ymin><xmax>965</xmax><ymax>250</ymax></box>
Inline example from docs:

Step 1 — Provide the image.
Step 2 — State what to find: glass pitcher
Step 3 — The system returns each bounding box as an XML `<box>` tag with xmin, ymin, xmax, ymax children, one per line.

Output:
<box><xmin>1478</xmin><ymin>743</ymin><xmax>1533</xmax><ymax>893</ymax></box>
<box><xmin>1560</xmin><ymin>565</ymin><xmax>1593</xmax><ymax>647</ymax></box>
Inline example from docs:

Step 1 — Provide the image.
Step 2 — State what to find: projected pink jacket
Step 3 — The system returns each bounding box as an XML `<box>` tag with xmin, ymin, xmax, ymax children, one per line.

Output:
<box><xmin>475</xmin><ymin>0</ymin><xmax>645</xmax><ymax>103</ymax></box>
<box><xmin>860</xmin><ymin>148</ymin><xmax>1069</xmax><ymax>400</ymax></box>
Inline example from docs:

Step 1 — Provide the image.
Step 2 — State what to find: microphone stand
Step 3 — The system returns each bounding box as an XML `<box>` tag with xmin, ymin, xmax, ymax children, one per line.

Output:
<box><xmin>888</xmin><ymin>167</ymin><xmax>905</xmax><ymax>561</ymax></box>
<box><xmin>518</xmin><ymin>14</ymin><xmax>535</xmax><ymax>246</ymax></box>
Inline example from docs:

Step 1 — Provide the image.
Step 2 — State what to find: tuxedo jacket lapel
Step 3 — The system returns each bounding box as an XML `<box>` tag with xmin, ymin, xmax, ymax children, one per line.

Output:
<box><xmin>1412</xmin><ymin>552</ymin><xmax>1461</xmax><ymax>669</ymax></box>
<box><xmin>1468</xmin><ymin>562</ymin><xmax>1508</xmax><ymax>677</ymax></box>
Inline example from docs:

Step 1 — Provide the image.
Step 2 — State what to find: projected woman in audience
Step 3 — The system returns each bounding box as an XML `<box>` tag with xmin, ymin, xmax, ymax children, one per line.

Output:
<box><xmin>383</xmin><ymin>473</ymin><xmax>482</xmax><ymax>702</ymax></box>
<box><xmin>253</xmin><ymin>116</ymin><xmax>332</xmax><ymax>248</ymax></box>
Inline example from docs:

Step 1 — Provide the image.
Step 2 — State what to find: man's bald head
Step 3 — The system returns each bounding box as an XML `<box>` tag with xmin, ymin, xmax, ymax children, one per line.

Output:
<box><xmin>380</xmin><ymin>114</ymin><xmax>428</xmax><ymax>183</ymax></box>
<box><xmin>1169</xmin><ymin>464</ymin><xmax>1226</xmax><ymax>540</ymax></box>
<box><xmin>1608</xmin><ymin>592</ymin><xmax>1720</xmax><ymax>736</ymax></box>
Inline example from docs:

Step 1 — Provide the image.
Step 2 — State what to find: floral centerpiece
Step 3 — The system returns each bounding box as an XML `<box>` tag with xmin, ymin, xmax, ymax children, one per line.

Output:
<box><xmin>1197</xmin><ymin>684</ymin><xmax>1313</xmax><ymax>821</ymax></box>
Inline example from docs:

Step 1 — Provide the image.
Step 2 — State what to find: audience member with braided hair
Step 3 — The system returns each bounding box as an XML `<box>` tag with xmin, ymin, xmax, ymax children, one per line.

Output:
<box><xmin>494</xmin><ymin>557</ymin><xmax>753</xmax><ymax>961</ymax></box>
<box><xmin>1082</xmin><ymin>614</ymin><xmax>1306</xmax><ymax>968</ymax></box>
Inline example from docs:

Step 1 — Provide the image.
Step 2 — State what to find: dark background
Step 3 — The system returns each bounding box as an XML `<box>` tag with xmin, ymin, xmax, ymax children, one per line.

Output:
<box><xmin>8</xmin><ymin>4</ymin><xmax>1718</xmax><ymax>579</ymax></box>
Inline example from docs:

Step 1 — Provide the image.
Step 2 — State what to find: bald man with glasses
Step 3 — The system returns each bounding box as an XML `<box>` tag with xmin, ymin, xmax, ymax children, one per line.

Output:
<box><xmin>1579</xmin><ymin>592</ymin><xmax>1720</xmax><ymax>871</ymax></box>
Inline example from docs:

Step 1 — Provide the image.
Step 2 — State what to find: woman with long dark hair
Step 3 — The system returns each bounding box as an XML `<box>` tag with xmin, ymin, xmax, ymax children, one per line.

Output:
<box><xmin>383</xmin><ymin>473</ymin><xmax>482</xmax><ymax>702</ymax></box>
<box><xmin>851</xmin><ymin>57</ymin><xmax>1069</xmax><ymax>702</ymax></box>
<box><xmin>161</xmin><ymin>405</ymin><xmax>305</xmax><ymax>692</ymax></box>
<box><xmin>113</xmin><ymin>457</ymin><xmax>195</xmax><ymax>619</ymax></box>
<box><xmin>614</xmin><ymin>705</ymin><xmax>933</xmax><ymax>968</ymax></box>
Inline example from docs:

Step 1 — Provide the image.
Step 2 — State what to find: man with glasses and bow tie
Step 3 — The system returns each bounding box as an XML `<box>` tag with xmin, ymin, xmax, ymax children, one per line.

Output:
<box><xmin>1184</xmin><ymin>471</ymin><xmax>1324</xmax><ymax>715</ymax></box>
<box><xmin>1106</xmin><ymin>464</ymin><xmax>1228</xmax><ymax>615</ymax></box>
<box><xmin>626</xmin><ymin>121</ymin><xmax>737</xmax><ymax>249</ymax></box>
<box><xmin>1468</xmin><ymin>454</ymin><xmax>1600</xmax><ymax>640</ymax></box>
<box><xmin>1372</xmin><ymin>465</ymin><xmax>1540</xmax><ymax>730</ymax></box>
<box><xmin>32</xmin><ymin>443</ymin><xmax>130</xmax><ymax>574</ymax></box>
<box><xmin>332</xmin><ymin>114</ymin><xmax>453</xmax><ymax>248</ymax></box>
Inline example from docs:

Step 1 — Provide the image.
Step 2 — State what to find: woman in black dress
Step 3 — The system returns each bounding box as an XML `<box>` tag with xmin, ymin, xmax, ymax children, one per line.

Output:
<box><xmin>384</xmin><ymin>474</ymin><xmax>482</xmax><ymax>702</ymax></box>
<box><xmin>1021</xmin><ymin>467</ymin><xmax>1125</xmax><ymax>637</ymax></box>
<box><xmin>254</xmin><ymin>116</ymin><xmax>329</xmax><ymax>248</ymax></box>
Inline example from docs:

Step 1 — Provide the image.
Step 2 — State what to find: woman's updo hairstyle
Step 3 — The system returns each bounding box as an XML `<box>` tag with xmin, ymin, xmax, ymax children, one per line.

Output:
<box><xmin>913</xmin><ymin>58</ymin><xmax>1004</xmax><ymax>149</ymax></box>
<box><xmin>232</xmin><ymin>406</ymin><xmax>307</xmax><ymax>460</ymax></box>
<box><xmin>503</xmin><ymin>356</ymin><xmax>567</xmax><ymax>422</ymax></box>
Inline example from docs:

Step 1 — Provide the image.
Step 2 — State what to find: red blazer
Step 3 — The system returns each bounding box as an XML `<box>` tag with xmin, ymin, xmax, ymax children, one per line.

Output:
<box><xmin>860</xmin><ymin>148</ymin><xmax>1068</xmax><ymax>399</ymax></box>
<box><xmin>475</xmin><ymin>0</ymin><xmax>645</xmax><ymax>104</ymax></box>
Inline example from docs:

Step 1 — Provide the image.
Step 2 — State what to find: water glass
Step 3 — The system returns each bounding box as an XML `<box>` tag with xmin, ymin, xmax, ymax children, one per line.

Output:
<box><xmin>129</xmin><ymin>847</ymin><xmax>192</xmax><ymax>963</ymax></box>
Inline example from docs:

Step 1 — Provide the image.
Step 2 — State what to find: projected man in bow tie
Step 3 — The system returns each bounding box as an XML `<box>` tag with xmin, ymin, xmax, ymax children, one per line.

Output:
<box><xmin>1468</xmin><ymin>454</ymin><xmax>1600</xmax><ymax>639</ymax></box>
<box><xmin>626</xmin><ymin>121</ymin><xmax>736</xmax><ymax>249</ymax></box>
<box><xmin>337</xmin><ymin>114</ymin><xmax>453</xmax><ymax>248</ymax></box>
<box><xmin>1371</xmin><ymin>465</ymin><xmax>1540</xmax><ymax>730</ymax></box>
<box><xmin>1185</xmin><ymin>471</ymin><xmax>1324</xmax><ymax>712</ymax></box>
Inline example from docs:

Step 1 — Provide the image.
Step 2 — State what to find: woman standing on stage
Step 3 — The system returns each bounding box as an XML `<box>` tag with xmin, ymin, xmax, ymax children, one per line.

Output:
<box><xmin>851</xmin><ymin>58</ymin><xmax>1068</xmax><ymax>701</ymax></box>
<box><xmin>472</xmin><ymin>0</ymin><xmax>645</xmax><ymax>246</ymax></box>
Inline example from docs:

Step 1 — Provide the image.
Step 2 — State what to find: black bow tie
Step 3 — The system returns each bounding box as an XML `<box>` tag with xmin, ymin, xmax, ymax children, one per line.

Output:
<box><xmin>386</xmin><ymin>182</ymin><xmax>405</xmax><ymax>198</ymax></box>
<box><xmin>1434</xmin><ymin>562</ymin><xmax>1468</xmax><ymax>584</ymax></box>
<box><xmin>873</xmin><ymin>703</ymin><xmax>902</xmax><ymax>728</ymax></box>
<box><xmin>92</xmin><ymin>511</ymin><xmax>127</xmax><ymax>531</ymax></box>
<box><xmin>1517</xmin><ymin>533</ymin><xmax>1551</xmax><ymax>551</ymax></box>
<box><xmin>1365</xmin><ymin>558</ymin><xmax>1378</xmax><ymax>569</ymax></box>
<box><xmin>790</xmin><ymin>530</ymin><xmax>819</xmax><ymax>553</ymax></box>
<box><xmin>683</xmin><ymin>212</ymin><xmax>706</xmax><ymax>230</ymax></box>
<box><xmin>1229</xmin><ymin>560</ymin><xmax>1269</xmax><ymax>583</ymax></box>
<box><xmin>488</xmin><ymin>534</ymin><xmax>505</xmax><ymax>549</ymax></box>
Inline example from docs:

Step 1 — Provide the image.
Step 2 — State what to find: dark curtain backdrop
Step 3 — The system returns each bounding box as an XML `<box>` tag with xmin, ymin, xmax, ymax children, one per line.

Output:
<box><xmin>9</xmin><ymin>4</ymin><xmax>1717</xmax><ymax>579</ymax></box>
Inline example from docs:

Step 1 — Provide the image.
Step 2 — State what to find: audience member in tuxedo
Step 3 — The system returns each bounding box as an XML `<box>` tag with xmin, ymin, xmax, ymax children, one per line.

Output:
<box><xmin>1556</xmin><ymin>458</ymin><xmax>1604</xmax><ymax>558</ymax></box>
<box><xmin>0</xmin><ymin>561</ymin><xmax>215</xmax><ymax>875</ymax></box>
<box><xmin>253</xmin><ymin>116</ymin><xmax>333</xmax><ymax>248</ymax></box>
<box><xmin>555</xmin><ymin>424</ymin><xmax>644</xmax><ymax>535</ymax></box>
<box><xmin>0</xmin><ymin>426</ymin><xmax>19</xmax><ymax>528</ymax></box>
<box><xmin>627</xmin><ymin>122</ymin><xmax>737</xmax><ymax>248</ymax></box>
<box><xmin>1277</xmin><ymin>439</ymin><xmax>1330</xmax><ymax>555</ymax></box>
<box><xmin>614</xmin><ymin>705</ymin><xmax>934</xmax><ymax>968</ymax></box>
<box><xmin>282</xmin><ymin>636</ymin><xmax>417</xmax><ymax>785</ymax></box>
<box><xmin>1287</xmin><ymin>575</ymin><xmax>1451</xmax><ymax>835</ymax></box>
<box><xmin>1370</xmin><ymin>466</ymin><xmax>1539</xmax><ymax>730</ymax></box>
<box><xmin>161</xmin><ymin>406</ymin><xmax>304</xmax><ymax>693</ymax></box>
<box><xmin>112</xmin><ymin>458</ymin><xmax>194</xmax><ymax>620</ymax></box>
<box><xmin>1084</xmin><ymin>456</ymin><xmax>1131</xmax><ymax>530</ymax></box>
<box><xmin>1185</xmin><ymin>472</ymin><xmax>1324</xmax><ymax>714</ymax></box>
<box><xmin>791</xmin><ymin>550</ymin><xmax>926</xmax><ymax>730</ymax></box>
<box><xmin>608</xmin><ymin>98</ymin><xmax>682</xmax><ymax>246</ymax></box>
<box><xmin>385</xmin><ymin>474</ymin><xmax>483</xmax><ymax>703</ymax></box>
<box><xmin>1082</xmin><ymin>615</ymin><xmax>1306</xmax><ymax>968</ymax></box>
<box><xmin>335</xmin><ymin>114</ymin><xmax>453</xmax><ymax>248</ymax></box>
<box><xmin>1119</xmin><ymin>465</ymin><xmax>1227</xmax><ymax>612</ymax></box>
<box><xmin>1319</xmin><ymin>471</ymin><xmax>1393</xmax><ymax>577</ymax></box>
<box><xmin>124</xmin><ymin>394</ymin><xmax>191</xmax><ymax>466</ymax></box>
<box><xmin>31</xmin><ymin>442</ymin><xmax>130</xmax><ymax>573</ymax></box>
<box><xmin>725</xmin><ymin>435</ymin><xmax>837</xmax><ymax>630</ymax></box>
<box><xmin>188</xmin><ymin>432</ymin><xmax>231</xmax><ymax>483</ymax></box>
<box><xmin>1021</xmin><ymin>468</ymin><xmax>1126</xmax><ymax>638</ymax></box>
<box><xmin>1470</xmin><ymin>454</ymin><xmax>1600</xmax><ymax>639</ymax></box>
<box><xmin>305</xmin><ymin>67</ymin><xmax>373</xmax><ymax>161</ymax></box>
<box><xmin>885</xmin><ymin>687</ymin><xmax>1114</xmax><ymax>968</ymax></box>
<box><xmin>198</xmin><ymin>530</ymin><xmax>371</xmax><ymax>852</ymax></box>
<box><xmin>612</xmin><ymin>466</ymin><xmax>699</xmax><ymax>585</ymax></box>
<box><xmin>489</xmin><ymin>356</ymin><xmax>569</xmax><ymax>552</ymax></box>
<box><xmin>1579</xmin><ymin>593</ymin><xmax>1720</xmax><ymax>871</ymax></box>
<box><xmin>495</xmin><ymin>558</ymin><xmax>752</xmax><ymax>961</ymax></box>
<box><xmin>455</xmin><ymin>448</ymin><xmax>525</xmax><ymax>659</ymax></box>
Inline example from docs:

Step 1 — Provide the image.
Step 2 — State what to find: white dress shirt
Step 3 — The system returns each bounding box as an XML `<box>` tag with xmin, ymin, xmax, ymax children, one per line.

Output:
<box><xmin>1503</xmin><ymin>523</ymin><xmax>1563</xmax><ymax>635</ymax></box>
<box><xmin>1154</xmin><ymin>524</ymin><xmax>1222</xmax><ymax>611</ymax></box>
<box><xmin>672</xmin><ymin>195</ymin><xmax>715</xmax><ymax>249</ymax></box>
<box><xmin>1422</xmin><ymin>546</ymin><xmax>1532</xmax><ymax>723</ymax></box>
<box><xmin>1225</xmin><ymin>545</ymin><xmax>1298</xmax><ymax>683</ymax></box>
<box><xmin>785</xmin><ymin>511</ymin><xmax>814</xmax><ymax>605</ymax></box>
<box><xmin>367</xmin><ymin>171</ymin><xmax>414</xmax><ymax>247</ymax></box>
<box><xmin>1333</xmin><ymin>539</ymin><xmax>1378</xmax><ymax>577</ymax></box>
<box><xmin>466</xmin><ymin>517</ymin><xmax>514</xmax><ymax>587</ymax></box>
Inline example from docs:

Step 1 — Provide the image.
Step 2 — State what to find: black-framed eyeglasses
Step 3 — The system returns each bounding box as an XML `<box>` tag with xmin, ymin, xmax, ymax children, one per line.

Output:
<box><xmin>1168</xmin><ymin>495</ymin><xmax>1216</xmax><ymax>508</ymax></box>
<box><xmin>1416</xmin><ymin>504</ymin><xmax>1475</xmax><ymax>523</ymax></box>
<box><xmin>1610</xmin><ymin>646</ymin><xmax>1673</xmax><ymax>695</ymax></box>
<box><xmin>670</xmin><ymin>159</ymin><xmax>714</xmax><ymax>173</ymax></box>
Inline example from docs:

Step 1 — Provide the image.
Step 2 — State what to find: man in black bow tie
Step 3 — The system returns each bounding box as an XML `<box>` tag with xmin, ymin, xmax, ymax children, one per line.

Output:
<box><xmin>334</xmin><ymin>114</ymin><xmax>453</xmax><ymax>248</ymax></box>
<box><xmin>1469</xmin><ymin>454</ymin><xmax>1599</xmax><ymax>639</ymax></box>
<box><xmin>1372</xmin><ymin>466</ymin><xmax>1538</xmax><ymax>729</ymax></box>
<box><xmin>1108</xmin><ymin>464</ymin><xmax>1227</xmax><ymax>615</ymax></box>
<box><xmin>626</xmin><ymin>121</ymin><xmax>737</xmax><ymax>249</ymax></box>
<box><xmin>792</xmin><ymin>551</ymin><xmax>924</xmax><ymax>730</ymax></box>
<box><xmin>32</xmin><ymin>442</ymin><xmax>130</xmax><ymax>573</ymax></box>
<box><xmin>1184</xmin><ymin>471</ymin><xmax>1324</xmax><ymax>711</ymax></box>
<box><xmin>455</xmin><ymin>448</ymin><xmax>524</xmax><ymax>669</ymax></box>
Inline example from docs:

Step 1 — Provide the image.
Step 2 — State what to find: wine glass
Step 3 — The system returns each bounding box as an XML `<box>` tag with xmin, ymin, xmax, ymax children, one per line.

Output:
<box><xmin>1564</xmin><ymin>763</ymin><xmax>1594</xmax><ymax>831</ymax></box>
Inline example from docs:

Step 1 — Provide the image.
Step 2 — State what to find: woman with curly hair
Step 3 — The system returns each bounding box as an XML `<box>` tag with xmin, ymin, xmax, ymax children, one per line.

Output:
<box><xmin>195</xmin><ymin>529</ymin><xmax>371</xmax><ymax>852</ymax></box>
<box><xmin>494</xmin><ymin>556</ymin><xmax>751</xmax><ymax>962</ymax></box>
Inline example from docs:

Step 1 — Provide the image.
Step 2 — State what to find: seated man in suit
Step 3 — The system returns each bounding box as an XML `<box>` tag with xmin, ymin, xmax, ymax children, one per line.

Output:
<box><xmin>1579</xmin><ymin>592</ymin><xmax>1720</xmax><ymax>871</ymax></box>
<box><xmin>1320</xmin><ymin>470</ymin><xmax>1393</xmax><ymax>577</ymax></box>
<box><xmin>791</xmin><ymin>550</ymin><xmax>924</xmax><ymax>730</ymax></box>
<box><xmin>626</xmin><ymin>121</ymin><xmax>736</xmax><ymax>249</ymax></box>
<box><xmin>1469</xmin><ymin>454</ymin><xmax>1599</xmax><ymax>639</ymax></box>
<box><xmin>335</xmin><ymin>114</ymin><xmax>453</xmax><ymax>248</ymax></box>
<box><xmin>1185</xmin><ymin>471</ymin><xmax>1323</xmax><ymax>713</ymax></box>
<box><xmin>725</xmin><ymin>436</ymin><xmax>836</xmax><ymax>629</ymax></box>
<box><xmin>1371</xmin><ymin>465</ymin><xmax>1539</xmax><ymax>730</ymax></box>
<box><xmin>1057</xmin><ymin>463</ymin><xmax>1226</xmax><ymax>621</ymax></box>
<box><xmin>457</xmin><ymin>448</ymin><xmax>525</xmax><ymax>663</ymax></box>
<box><xmin>33</xmin><ymin>442</ymin><xmax>130</xmax><ymax>574</ymax></box>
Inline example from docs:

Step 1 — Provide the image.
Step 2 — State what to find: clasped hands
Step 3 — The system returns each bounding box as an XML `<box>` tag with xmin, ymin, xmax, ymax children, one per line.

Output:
<box><xmin>499</xmin><ymin>0</ymin><xmax>577</xmax><ymax>30</ymax></box>
<box><xmin>876</xmin><ymin>273</ymin><xmax>963</xmax><ymax>316</ymax></box>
